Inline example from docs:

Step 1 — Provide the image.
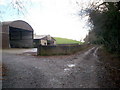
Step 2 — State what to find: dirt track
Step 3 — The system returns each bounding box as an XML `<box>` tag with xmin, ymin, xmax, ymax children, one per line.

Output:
<box><xmin>2</xmin><ymin>47</ymin><xmax>116</xmax><ymax>88</ymax></box>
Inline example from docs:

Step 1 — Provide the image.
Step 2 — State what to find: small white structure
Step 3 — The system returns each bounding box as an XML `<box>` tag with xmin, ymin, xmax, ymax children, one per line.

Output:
<box><xmin>33</xmin><ymin>35</ymin><xmax>56</xmax><ymax>47</ymax></box>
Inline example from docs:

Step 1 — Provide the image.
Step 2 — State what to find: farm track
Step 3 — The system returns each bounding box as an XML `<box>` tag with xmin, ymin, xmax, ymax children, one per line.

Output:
<box><xmin>2</xmin><ymin>46</ymin><xmax>117</xmax><ymax>88</ymax></box>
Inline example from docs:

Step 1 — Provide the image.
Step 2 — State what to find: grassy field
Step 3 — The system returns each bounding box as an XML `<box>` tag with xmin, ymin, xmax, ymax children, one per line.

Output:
<box><xmin>54</xmin><ymin>37</ymin><xmax>82</xmax><ymax>44</ymax></box>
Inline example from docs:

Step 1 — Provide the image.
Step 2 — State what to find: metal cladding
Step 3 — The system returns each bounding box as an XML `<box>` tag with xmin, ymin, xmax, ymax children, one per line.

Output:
<box><xmin>1</xmin><ymin>20</ymin><xmax>34</xmax><ymax>48</ymax></box>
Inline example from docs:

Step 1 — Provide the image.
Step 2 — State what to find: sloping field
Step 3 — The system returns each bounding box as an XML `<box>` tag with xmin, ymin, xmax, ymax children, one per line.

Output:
<box><xmin>54</xmin><ymin>37</ymin><xmax>82</xmax><ymax>44</ymax></box>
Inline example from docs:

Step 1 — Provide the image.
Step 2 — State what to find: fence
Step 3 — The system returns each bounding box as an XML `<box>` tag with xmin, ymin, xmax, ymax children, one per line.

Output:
<box><xmin>37</xmin><ymin>44</ymin><xmax>82</xmax><ymax>56</ymax></box>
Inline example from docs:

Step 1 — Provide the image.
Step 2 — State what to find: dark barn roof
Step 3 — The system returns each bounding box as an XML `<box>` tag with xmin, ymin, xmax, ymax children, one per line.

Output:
<box><xmin>2</xmin><ymin>20</ymin><xmax>33</xmax><ymax>31</ymax></box>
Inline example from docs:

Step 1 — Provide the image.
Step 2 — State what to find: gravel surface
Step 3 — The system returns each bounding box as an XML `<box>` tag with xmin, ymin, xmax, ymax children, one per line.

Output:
<box><xmin>2</xmin><ymin>47</ymin><xmax>116</xmax><ymax>88</ymax></box>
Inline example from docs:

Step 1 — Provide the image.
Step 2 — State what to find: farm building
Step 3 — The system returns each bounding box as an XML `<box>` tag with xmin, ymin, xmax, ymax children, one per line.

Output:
<box><xmin>33</xmin><ymin>35</ymin><xmax>56</xmax><ymax>47</ymax></box>
<box><xmin>1</xmin><ymin>20</ymin><xmax>34</xmax><ymax>48</ymax></box>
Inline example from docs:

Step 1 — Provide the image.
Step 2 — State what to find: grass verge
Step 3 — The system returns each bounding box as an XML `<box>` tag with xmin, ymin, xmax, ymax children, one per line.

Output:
<box><xmin>97</xmin><ymin>47</ymin><xmax>120</xmax><ymax>87</ymax></box>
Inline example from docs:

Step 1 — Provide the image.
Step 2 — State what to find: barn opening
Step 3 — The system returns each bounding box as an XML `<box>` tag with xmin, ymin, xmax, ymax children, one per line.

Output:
<box><xmin>9</xmin><ymin>27</ymin><xmax>33</xmax><ymax>48</ymax></box>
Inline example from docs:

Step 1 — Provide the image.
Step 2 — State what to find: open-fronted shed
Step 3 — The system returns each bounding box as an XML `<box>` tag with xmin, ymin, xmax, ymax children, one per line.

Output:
<box><xmin>1</xmin><ymin>20</ymin><xmax>34</xmax><ymax>48</ymax></box>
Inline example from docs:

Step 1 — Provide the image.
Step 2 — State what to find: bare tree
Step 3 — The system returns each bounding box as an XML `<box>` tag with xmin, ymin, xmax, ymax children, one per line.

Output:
<box><xmin>0</xmin><ymin>0</ymin><xmax>32</xmax><ymax>20</ymax></box>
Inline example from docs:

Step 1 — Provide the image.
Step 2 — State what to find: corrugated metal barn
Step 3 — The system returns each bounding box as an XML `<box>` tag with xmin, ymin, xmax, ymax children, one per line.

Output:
<box><xmin>1</xmin><ymin>20</ymin><xmax>33</xmax><ymax>48</ymax></box>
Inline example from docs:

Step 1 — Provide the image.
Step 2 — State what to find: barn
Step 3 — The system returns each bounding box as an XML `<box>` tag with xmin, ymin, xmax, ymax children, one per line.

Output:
<box><xmin>1</xmin><ymin>20</ymin><xmax>33</xmax><ymax>48</ymax></box>
<box><xmin>33</xmin><ymin>35</ymin><xmax>56</xmax><ymax>47</ymax></box>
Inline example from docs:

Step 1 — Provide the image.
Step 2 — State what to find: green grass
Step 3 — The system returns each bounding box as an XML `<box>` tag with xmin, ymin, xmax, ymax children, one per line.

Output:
<box><xmin>54</xmin><ymin>37</ymin><xmax>82</xmax><ymax>44</ymax></box>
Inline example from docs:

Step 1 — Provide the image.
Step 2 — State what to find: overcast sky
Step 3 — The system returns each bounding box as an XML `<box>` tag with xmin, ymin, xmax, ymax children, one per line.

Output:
<box><xmin>0</xmin><ymin>0</ymin><xmax>100</xmax><ymax>41</ymax></box>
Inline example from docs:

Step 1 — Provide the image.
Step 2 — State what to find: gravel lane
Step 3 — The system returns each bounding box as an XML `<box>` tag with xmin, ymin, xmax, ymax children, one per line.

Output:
<box><xmin>2</xmin><ymin>47</ymin><xmax>115</xmax><ymax>88</ymax></box>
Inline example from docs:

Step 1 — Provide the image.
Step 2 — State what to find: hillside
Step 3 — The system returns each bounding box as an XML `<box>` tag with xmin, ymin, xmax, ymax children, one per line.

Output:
<box><xmin>54</xmin><ymin>37</ymin><xmax>82</xmax><ymax>44</ymax></box>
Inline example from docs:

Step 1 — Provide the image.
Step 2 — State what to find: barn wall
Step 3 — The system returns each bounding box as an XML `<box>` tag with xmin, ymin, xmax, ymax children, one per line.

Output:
<box><xmin>0</xmin><ymin>23</ymin><xmax>2</xmax><ymax>48</ymax></box>
<box><xmin>2</xmin><ymin>25</ymin><xmax>9</xmax><ymax>48</ymax></box>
